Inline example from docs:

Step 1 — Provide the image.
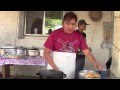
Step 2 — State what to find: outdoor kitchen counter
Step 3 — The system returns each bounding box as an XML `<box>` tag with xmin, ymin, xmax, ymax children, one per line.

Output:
<box><xmin>0</xmin><ymin>56</ymin><xmax>46</xmax><ymax>78</ymax></box>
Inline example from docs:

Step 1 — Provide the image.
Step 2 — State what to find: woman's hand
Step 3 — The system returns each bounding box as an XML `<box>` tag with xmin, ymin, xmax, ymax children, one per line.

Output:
<box><xmin>44</xmin><ymin>48</ymin><xmax>60</xmax><ymax>71</ymax></box>
<box><xmin>53</xmin><ymin>66</ymin><xmax>60</xmax><ymax>71</ymax></box>
<box><xmin>93</xmin><ymin>62</ymin><xmax>103</xmax><ymax>71</ymax></box>
<box><xmin>82</xmin><ymin>49</ymin><xmax>103</xmax><ymax>71</ymax></box>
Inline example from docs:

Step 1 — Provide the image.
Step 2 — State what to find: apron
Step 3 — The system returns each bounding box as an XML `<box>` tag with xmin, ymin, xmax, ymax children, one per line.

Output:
<box><xmin>47</xmin><ymin>51</ymin><xmax>76</xmax><ymax>79</ymax></box>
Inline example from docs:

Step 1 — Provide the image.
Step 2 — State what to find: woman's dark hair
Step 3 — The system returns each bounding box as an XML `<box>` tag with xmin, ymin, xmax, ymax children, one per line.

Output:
<box><xmin>62</xmin><ymin>12</ymin><xmax>78</xmax><ymax>24</ymax></box>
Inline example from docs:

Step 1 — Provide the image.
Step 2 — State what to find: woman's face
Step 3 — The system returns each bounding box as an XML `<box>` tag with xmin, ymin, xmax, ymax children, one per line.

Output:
<box><xmin>63</xmin><ymin>19</ymin><xmax>77</xmax><ymax>34</ymax></box>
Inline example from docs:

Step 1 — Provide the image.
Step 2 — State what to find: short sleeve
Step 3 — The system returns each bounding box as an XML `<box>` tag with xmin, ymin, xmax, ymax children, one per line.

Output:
<box><xmin>44</xmin><ymin>33</ymin><xmax>54</xmax><ymax>50</ymax></box>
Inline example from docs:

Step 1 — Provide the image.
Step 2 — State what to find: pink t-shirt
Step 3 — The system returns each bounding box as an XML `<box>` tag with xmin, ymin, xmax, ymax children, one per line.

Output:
<box><xmin>44</xmin><ymin>28</ymin><xmax>88</xmax><ymax>53</ymax></box>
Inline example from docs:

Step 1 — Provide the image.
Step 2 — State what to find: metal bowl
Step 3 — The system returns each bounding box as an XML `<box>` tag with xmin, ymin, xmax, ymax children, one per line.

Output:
<box><xmin>79</xmin><ymin>70</ymin><xmax>100</xmax><ymax>79</ymax></box>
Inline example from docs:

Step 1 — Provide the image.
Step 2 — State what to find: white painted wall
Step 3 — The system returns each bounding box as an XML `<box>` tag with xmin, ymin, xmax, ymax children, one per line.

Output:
<box><xmin>0</xmin><ymin>11</ymin><xmax>18</xmax><ymax>46</ymax></box>
<box><xmin>0</xmin><ymin>11</ymin><xmax>19</xmax><ymax>73</ymax></box>
<box><xmin>111</xmin><ymin>11</ymin><xmax>120</xmax><ymax>78</ymax></box>
<box><xmin>74</xmin><ymin>11</ymin><xmax>112</xmax><ymax>70</ymax></box>
<box><xmin>0</xmin><ymin>11</ymin><xmax>112</xmax><ymax>76</ymax></box>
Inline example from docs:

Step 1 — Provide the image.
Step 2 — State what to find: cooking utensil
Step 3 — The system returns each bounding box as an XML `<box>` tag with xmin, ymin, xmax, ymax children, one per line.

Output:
<box><xmin>0</xmin><ymin>45</ymin><xmax>17</xmax><ymax>55</ymax></box>
<box><xmin>98</xmin><ymin>70</ymin><xmax>101</xmax><ymax>74</ymax></box>
<box><xmin>28</xmin><ymin>47</ymin><xmax>39</xmax><ymax>57</ymax></box>
<box><xmin>36</xmin><ymin>69</ymin><xmax>67</xmax><ymax>79</ymax></box>
<box><xmin>17</xmin><ymin>46</ymin><xmax>27</xmax><ymax>55</ymax></box>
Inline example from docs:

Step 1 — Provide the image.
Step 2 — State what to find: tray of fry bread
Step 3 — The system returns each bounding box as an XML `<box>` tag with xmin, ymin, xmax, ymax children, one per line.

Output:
<box><xmin>79</xmin><ymin>70</ymin><xmax>101</xmax><ymax>79</ymax></box>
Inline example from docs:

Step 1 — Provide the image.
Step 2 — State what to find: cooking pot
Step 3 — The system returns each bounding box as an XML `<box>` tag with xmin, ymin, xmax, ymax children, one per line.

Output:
<box><xmin>36</xmin><ymin>69</ymin><xmax>67</xmax><ymax>79</ymax></box>
<box><xmin>0</xmin><ymin>45</ymin><xmax>17</xmax><ymax>55</ymax></box>
<box><xmin>28</xmin><ymin>47</ymin><xmax>39</xmax><ymax>57</ymax></box>
<box><xmin>17</xmin><ymin>46</ymin><xmax>27</xmax><ymax>55</ymax></box>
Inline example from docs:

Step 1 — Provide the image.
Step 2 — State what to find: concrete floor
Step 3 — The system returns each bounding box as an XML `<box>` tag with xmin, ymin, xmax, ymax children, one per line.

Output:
<box><xmin>0</xmin><ymin>71</ymin><xmax>117</xmax><ymax>79</ymax></box>
<box><xmin>0</xmin><ymin>63</ymin><xmax>118</xmax><ymax>79</ymax></box>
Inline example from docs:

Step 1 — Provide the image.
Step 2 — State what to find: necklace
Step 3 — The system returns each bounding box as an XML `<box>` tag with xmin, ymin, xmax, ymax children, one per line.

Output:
<box><xmin>62</xmin><ymin>28</ymin><xmax>75</xmax><ymax>52</ymax></box>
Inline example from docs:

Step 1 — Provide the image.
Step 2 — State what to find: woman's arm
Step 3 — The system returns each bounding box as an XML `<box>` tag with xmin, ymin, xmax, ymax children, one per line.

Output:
<box><xmin>44</xmin><ymin>47</ymin><xmax>59</xmax><ymax>71</ymax></box>
<box><xmin>82</xmin><ymin>49</ymin><xmax>103</xmax><ymax>70</ymax></box>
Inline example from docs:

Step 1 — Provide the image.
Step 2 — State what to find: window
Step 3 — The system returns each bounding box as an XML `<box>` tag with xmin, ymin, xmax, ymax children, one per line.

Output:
<box><xmin>24</xmin><ymin>11</ymin><xmax>64</xmax><ymax>36</ymax></box>
<box><xmin>44</xmin><ymin>11</ymin><xmax>63</xmax><ymax>35</ymax></box>
<box><xmin>25</xmin><ymin>11</ymin><xmax>44</xmax><ymax>35</ymax></box>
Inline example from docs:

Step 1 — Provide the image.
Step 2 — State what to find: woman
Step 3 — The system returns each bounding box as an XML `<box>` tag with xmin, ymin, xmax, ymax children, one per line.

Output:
<box><xmin>44</xmin><ymin>12</ymin><xmax>102</xmax><ymax>79</ymax></box>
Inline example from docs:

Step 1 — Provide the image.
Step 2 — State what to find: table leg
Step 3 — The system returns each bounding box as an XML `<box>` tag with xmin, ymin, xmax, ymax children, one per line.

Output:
<box><xmin>2</xmin><ymin>65</ymin><xmax>10</xmax><ymax>78</ymax></box>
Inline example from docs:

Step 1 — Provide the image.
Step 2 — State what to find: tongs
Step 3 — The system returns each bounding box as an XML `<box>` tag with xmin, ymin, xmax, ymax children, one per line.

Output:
<box><xmin>97</xmin><ymin>66</ymin><xmax>101</xmax><ymax>74</ymax></box>
<box><xmin>98</xmin><ymin>69</ymin><xmax>101</xmax><ymax>74</ymax></box>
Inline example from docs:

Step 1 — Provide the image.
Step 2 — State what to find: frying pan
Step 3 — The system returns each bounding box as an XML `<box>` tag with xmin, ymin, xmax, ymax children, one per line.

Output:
<box><xmin>36</xmin><ymin>69</ymin><xmax>67</xmax><ymax>79</ymax></box>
